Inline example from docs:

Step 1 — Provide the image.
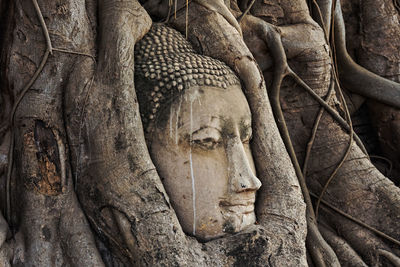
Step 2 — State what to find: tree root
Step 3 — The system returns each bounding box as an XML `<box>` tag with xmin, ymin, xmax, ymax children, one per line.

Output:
<box><xmin>308</xmin><ymin>0</ymin><xmax>400</xmax><ymax>250</ymax></box>
<box><xmin>319</xmin><ymin>204</ymin><xmax>400</xmax><ymax>265</ymax></box>
<box><xmin>319</xmin><ymin>223</ymin><xmax>368</xmax><ymax>267</ymax></box>
<box><xmin>311</xmin><ymin>0</ymin><xmax>333</xmax><ymax>36</ymax></box>
<box><xmin>5</xmin><ymin>50</ymin><xmax>50</xmax><ymax>225</ymax></box>
<box><xmin>333</xmin><ymin>0</ymin><xmax>400</xmax><ymax>109</ymax></box>
<box><xmin>303</xmin><ymin>78</ymin><xmax>335</xmax><ymax>179</ymax></box>
<box><xmin>377</xmin><ymin>249</ymin><xmax>400</xmax><ymax>267</ymax></box>
<box><xmin>262</xmin><ymin>20</ymin><xmax>340</xmax><ymax>266</ymax></box>
<box><xmin>237</xmin><ymin>0</ymin><xmax>256</xmax><ymax>23</ymax></box>
<box><xmin>310</xmin><ymin>192</ymin><xmax>400</xmax><ymax>247</ymax></box>
<box><xmin>250</xmin><ymin>11</ymin><xmax>400</xmax><ymax>265</ymax></box>
<box><xmin>314</xmin><ymin>69</ymin><xmax>354</xmax><ymax>218</ymax></box>
<box><xmin>287</xmin><ymin>70</ymin><xmax>367</xmax><ymax>155</ymax></box>
<box><xmin>193</xmin><ymin>0</ymin><xmax>242</xmax><ymax>35</ymax></box>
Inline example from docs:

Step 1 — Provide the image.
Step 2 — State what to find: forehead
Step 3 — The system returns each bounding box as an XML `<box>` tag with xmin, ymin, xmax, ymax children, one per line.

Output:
<box><xmin>173</xmin><ymin>85</ymin><xmax>251</xmax><ymax>130</ymax></box>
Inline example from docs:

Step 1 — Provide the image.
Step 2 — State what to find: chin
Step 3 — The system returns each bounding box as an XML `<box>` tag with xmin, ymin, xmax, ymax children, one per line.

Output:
<box><xmin>222</xmin><ymin>211</ymin><xmax>256</xmax><ymax>234</ymax></box>
<box><xmin>183</xmin><ymin>207</ymin><xmax>257</xmax><ymax>242</ymax></box>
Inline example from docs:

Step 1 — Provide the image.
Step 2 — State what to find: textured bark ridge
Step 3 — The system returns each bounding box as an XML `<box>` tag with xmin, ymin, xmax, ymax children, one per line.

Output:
<box><xmin>0</xmin><ymin>0</ymin><xmax>400</xmax><ymax>266</ymax></box>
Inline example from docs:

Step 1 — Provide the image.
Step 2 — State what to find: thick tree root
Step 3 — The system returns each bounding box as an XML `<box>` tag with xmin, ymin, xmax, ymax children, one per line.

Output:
<box><xmin>377</xmin><ymin>249</ymin><xmax>400</xmax><ymax>267</ymax></box>
<box><xmin>318</xmin><ymin>223</ymin><xmax>368</xmax><ymax>267</ymax></box>
<box><xmin>311</xmin><ymin>192</ymin><xmax>400</xmax><ymax>247</ymax></box>
<box><xmin>319</xmin><ymin>205</ymin><xmax>400</xmax><ymax>266</ymax></box>
<box><xmin>333</xmin><ymin>0</ymin><xmax>400</xmax><ymax>109</ymax></box>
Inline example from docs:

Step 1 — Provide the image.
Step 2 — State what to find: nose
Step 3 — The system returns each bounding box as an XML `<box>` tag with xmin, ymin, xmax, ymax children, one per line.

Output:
<box><xmin>226</xmin><ymin>138</ymin><xmax>262</xmax><ymax>193</ymax></box>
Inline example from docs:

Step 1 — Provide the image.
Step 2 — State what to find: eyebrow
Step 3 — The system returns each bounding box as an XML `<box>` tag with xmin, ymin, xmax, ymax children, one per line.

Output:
<box><xmin>178</xmin><ymin>116</ymin><xmax>223</xmax><ymax>134</ymax></box>
<box><xmin>192</xmin><ymin>126</ymin><xmax>223</xmax><ymax>135</ymax></box>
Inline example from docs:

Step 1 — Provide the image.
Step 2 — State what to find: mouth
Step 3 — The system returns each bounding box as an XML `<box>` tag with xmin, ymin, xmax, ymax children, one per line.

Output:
<box><xmin>219</xmin><ymin>198</ymin><xmax>255</xmax><ymax>214</ymax></box>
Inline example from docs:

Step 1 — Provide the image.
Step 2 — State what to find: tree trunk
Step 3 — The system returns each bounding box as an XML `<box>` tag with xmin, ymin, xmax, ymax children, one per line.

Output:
<box><xmin>1</xmin><ymin>0</ymin><xmax>400</xmax><ymax>266</ymax></box>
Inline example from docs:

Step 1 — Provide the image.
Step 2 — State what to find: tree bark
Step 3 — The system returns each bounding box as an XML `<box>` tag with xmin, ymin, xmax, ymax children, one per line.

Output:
<box><xmin>1</xmin><ymin>0</ymin><xmax>400</xmax><ymax>266</ymax></box>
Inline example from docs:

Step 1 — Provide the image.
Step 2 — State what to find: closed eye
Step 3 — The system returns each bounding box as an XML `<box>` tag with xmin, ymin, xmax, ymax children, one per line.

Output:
<box><xmin>192</xmin><ymin>137</ymin><xmax>221</xmax><ymax>149</ymax></box>
<box><xmin>191</xmin><ymin>127</ymin><xmax>222</xmax><ymax>150</ymax></box>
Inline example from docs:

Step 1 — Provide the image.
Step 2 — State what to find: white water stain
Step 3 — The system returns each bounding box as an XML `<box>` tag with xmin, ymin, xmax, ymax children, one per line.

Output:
<box><xmin>187</xmin><ymin>89</ymin><xmax>201</xmax><ymax>236</ymax></box>
<box><xmin>172</xmin><ymin>89</ymin><xmax>201</xmax><ymax>236</ymax></box>
<box><xmin>189</xmin><ymin>97</ymin><xmax>196</xmax><ymax>236</ymax></box>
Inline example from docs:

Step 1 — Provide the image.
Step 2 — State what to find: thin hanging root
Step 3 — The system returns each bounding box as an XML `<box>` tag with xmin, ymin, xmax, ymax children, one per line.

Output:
<box><xmin>6</xmin><ymin>0</ymin><xmax>53</xmax><ymax>224</ymax></box>
<box><xmin>163</xmin><ymin>0</ymin><xmax>173</xmax><ymax>23</ymax></box>
<box><xmin>291</xmin><ymin>63</ymin><xmax>356</xmax><ymax>219</ymax></box>
<box><xmin>271</xmin><ymin>70</ymin><xmax>340</xmax><ymax>267</ymax></box>
<box><xmin>5</xmin><ymin>50</ymin><xmax>50</xmax><ymax>224</ymax></box>
<box><xmin>264</xmin><ymin>24</ymin><xmax>340</xmax><ymax>266</ymax></box>
<box><xmin>303</xmin><ymin>0</ymin><xmax>336</xmax><ymax>179</ymax></box>
<box><xmin>167</xmin><ymin>0</ymin><xmax>193</xmax><ymax>22</ymax></box>
<box><xmin>32</xmin><ymin>0</ymin><xmax>52</xmax><ymax>54</ymax></box>
<box><xmin>185</xmin><ymin>0</ymin><xmax>189</xmax><ymax>38</ymax></box>
<box><xmin>287</xmin><ymin>70</ymin><xmax>367</xmax><ymax>155</ymax></box>
<box><xmin>315</xmin><ymin>95</ymin><xmax>353</xmax><ymax>218</ymax></box>
<box><xmin>52</xmin><ymin>48</ymin><xmax>95</xmax><ymax>60</ymax></box>
<box><xmin>315</xmin><ymin>49</ymin><xmax>355</xmax><ymax>218</ymax></box>
<box><xmin>311</xmin><ymin>0</ymin><xmax>332</xmax><ymax>38</ymax></box>
<box><xmin>237</xmin><ymin>0</ymin><xmax>256</xmax><ymax>23</ymax></box>
<box><xmin>303</xmin><ymin>78</ymin><xmax>335</xmax><ymax>178</ymax></box>
<box><xmin>310</xmin><ymin>192</ymin><xmax>400</xmax><ymax>247</ymax></box>
<box><xmin>307</xmin><ymin>0</ymin><xmax>355</xmax><ymax>218</ymax></box>
<box><xmin>174</xmin><ymin>0</ymin><xmax>177</xmax><ymax>19</ymax></box>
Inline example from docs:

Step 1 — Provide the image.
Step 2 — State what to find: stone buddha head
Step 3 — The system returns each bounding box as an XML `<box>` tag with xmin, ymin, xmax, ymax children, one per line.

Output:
<box><xmin>135</xmin><ymin>24</ymin><xmax>261</xmax><ymax>241</ymax></box>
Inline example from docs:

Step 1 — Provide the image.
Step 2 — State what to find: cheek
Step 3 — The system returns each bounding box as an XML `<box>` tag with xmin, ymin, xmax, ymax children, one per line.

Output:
<box><xmin>191</xmin><ymin>148</ymin><xmax>229</xmax><ymax>200</ymax></box>
<box><xmin>150</xmin><ymin>143</ymin><xmax>193</xmax><ymax>204</ymax></box>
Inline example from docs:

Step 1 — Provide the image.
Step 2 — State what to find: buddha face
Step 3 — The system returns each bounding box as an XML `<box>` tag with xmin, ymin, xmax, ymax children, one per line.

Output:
<box><xmin>148</xmin><ymin>84</ymin><xmax>262</xmax><ymax>241</ymax></box>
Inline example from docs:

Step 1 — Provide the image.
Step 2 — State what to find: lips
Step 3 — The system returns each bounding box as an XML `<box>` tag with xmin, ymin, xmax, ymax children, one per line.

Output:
<box><xmin>219</xmin><ymin>197</ymin><xmax>256</xmax><ymax>214</ymax></box>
